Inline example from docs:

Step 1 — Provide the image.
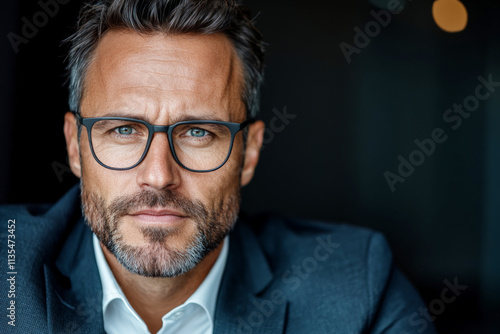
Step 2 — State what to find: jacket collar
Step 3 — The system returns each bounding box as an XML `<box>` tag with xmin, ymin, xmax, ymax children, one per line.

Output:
<box><xmin>213</xmin><ymin>221</ymin><xmax>288</xmax><ymax>333</ymax></box>
<box><xmin>43</xmin><ymin>186</ymin><xmax>286</xmax><ymax>333</ymax></box>
<box><xmin>44</xmin><ymin>216</ymin><xmax>105</xmax><ymax>333</ymax></box>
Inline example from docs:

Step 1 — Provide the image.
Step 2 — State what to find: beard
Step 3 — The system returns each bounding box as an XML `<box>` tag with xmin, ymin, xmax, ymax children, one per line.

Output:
<box><xmin>80</xmin><ymin>180</ymin><xmax>240</xmax><ymax>278</ymax></box>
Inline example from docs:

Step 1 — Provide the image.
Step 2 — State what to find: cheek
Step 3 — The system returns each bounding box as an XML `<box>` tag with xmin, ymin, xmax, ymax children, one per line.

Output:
<box><xmin>79</xmin><ymin>138</ymin><xmax>137</xmax><ymax>202</ymax></box>
<box><xmin>182</xmin><ymin>151</ymin><xmax>242</xmax><ymax>205</ymax></box>
<box><xmin>217</xmin><ymin>140</ymin><xmax>245</xmax><ymax>189</ymax></box>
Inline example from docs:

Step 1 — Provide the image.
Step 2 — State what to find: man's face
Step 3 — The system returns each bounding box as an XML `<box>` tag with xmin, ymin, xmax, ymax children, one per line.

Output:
<box><xmin>64</xmin><ymin>30</ymin><xmax>264</xmax><ymax>277</ymax></box>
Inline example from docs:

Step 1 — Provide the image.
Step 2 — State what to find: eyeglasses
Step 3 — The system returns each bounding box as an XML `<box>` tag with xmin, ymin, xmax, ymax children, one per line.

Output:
<box><xmin>75</xmin><ymin>113</ymin><xmax>255</xmax><ymax>172</ymax></box>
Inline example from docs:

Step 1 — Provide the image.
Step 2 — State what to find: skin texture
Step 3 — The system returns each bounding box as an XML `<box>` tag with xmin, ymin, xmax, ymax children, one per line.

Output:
<box><xmin>63</xmin><ymin>30</ymin><xmax>265</xmax><ymax>333</ymax></box>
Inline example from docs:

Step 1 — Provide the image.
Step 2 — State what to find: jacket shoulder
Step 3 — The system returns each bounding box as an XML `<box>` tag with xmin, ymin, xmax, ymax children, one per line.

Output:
<box><xmin>242</xmin><ymin>215</ymin><xmax>396</xmax><ymax>331</ymax></box>
<box><xmin>0</xmin><ymin>185</ymin><xmax>81</xmax><ymax>246</ymax></box>
<box><xmin>248</xmin><ymin>214</ymin><xmax>392</xmax><ymax>271</ymax></box>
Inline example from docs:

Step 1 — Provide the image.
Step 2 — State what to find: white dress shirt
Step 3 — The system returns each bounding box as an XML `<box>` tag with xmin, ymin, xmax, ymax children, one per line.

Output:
<box><xmin>92</xmin><ymin>234</ymin><xmax>229</xmax><ymax>334</ymax></box>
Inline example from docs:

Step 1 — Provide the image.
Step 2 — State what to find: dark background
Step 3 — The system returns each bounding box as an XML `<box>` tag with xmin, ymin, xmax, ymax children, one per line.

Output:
<box><xmin>1</xmin><ymin>0</ymin><xmax>499</xmax><ymax>333</ymax></box>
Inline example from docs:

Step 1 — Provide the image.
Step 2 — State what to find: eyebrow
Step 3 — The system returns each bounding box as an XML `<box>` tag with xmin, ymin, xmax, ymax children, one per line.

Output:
<box><xmin>98</xmin><ymin>111</ymin><xmax>228</xmax><ymax>124</ymax></box>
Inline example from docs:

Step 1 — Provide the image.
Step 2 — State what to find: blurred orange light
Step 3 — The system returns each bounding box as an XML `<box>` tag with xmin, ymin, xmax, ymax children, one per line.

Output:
<box><xmin>432</xmin><ymin>0</ymin><xmax>468</xmax><ymax>33</ymax></box>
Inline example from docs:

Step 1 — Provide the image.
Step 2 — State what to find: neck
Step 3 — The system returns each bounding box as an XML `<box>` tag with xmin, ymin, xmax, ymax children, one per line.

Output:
<box><xmin>101</xmin><ymin>241</ymin><xmax>224</xmax><ymax>334</ymax></box>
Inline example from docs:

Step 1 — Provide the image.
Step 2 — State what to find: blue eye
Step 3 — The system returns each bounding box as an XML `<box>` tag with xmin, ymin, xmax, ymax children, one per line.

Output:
<box><xmin>117</xmin><ymin>126</ymin><xmax>133</xmax><ymax>135</ymax></box>
<box><xmin>189</xmin><ymin>128</ymin><xmax>206</xmax><ymax>137</ymax></box>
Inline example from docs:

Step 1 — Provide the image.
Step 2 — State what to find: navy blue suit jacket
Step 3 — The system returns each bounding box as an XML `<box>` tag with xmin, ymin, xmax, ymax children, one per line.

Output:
<box><xmin>0</xmin><ymin>186</ymin><xmax>436</xmax><ymax>333</ymax></box>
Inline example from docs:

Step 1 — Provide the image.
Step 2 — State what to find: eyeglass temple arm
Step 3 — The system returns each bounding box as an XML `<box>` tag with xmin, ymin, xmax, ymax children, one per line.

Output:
<box><xmin>240</xmin><ymin>118</ymin><xmax>257</xmax><ymax>130</ymax></box>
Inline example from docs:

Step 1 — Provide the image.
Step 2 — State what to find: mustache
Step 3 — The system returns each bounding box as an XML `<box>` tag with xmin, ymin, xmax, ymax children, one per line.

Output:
<box><xmin>107</xmin><ymin>189</ymin><xmax>208</xmax><ymax>221</ymax></box>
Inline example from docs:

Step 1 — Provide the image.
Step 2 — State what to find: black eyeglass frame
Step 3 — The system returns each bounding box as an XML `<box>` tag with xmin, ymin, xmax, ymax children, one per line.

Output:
<box><xmin>74</xmin><ymin>113</ymin><xmax>256</xmax><ymax>173</ymax></box>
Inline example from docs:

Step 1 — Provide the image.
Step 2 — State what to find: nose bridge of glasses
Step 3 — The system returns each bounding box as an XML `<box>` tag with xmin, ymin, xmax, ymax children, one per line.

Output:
<box><xmin>148</xmin><ymin>124</ymin><xmax>174</xmax><ymax>152</ymax></box>
<box><xmin>148</xmin><ymin>124</ymin><xmax>174</xmax><ymax>148</ymax></box>
<box><xmin>151</xmin><ymin>124</ymin><xmax>171</xmax><ymax>134</ymax></box>
<box><xmin>143</xmin><ymin>125</ymin><xmax>177</xmax><ymax>170</ymax></box>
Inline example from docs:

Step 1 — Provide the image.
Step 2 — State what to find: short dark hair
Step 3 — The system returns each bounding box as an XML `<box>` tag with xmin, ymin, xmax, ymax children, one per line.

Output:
<box><xmin>66</xmin><ymin>0</ymin><xmax>265</xmax><ymax>118</ymax></box>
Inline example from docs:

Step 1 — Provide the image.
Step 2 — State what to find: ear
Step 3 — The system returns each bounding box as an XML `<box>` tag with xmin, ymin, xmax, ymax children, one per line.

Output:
<box><xmin>240</xmin><ymin>120</ymin><xmax>265</xmax><ymax>187</ymax></box>
<box><xmin>63</xmin><ymin>112</ymin><xmax>82</xmax><ymax>178</ymax></box>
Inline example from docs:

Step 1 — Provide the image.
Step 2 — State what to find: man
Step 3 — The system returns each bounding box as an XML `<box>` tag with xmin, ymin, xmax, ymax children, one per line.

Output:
<box><xmin>1</xmin><ymin>1</ymin><xmax>436</xmax><ymax>333</ymax></box>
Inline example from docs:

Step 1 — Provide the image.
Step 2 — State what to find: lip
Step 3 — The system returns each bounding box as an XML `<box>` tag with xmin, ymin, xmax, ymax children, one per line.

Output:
<box><xmin>128</xmin><ymin>209</ymin><xmax>188</xmax><ymax>224</ymax></box>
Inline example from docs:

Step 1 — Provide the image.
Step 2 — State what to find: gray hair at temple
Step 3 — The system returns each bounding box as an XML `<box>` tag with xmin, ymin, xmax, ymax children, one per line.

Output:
<box><xmin>66</xmin><ymin>0</ymin><xmax>265</xmax><ymax>118</ymax></box>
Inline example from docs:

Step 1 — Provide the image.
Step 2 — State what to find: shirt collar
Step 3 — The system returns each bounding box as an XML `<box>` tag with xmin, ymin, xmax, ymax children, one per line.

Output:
<box><xmin>93</xmin><ymin>233</ymin><xmax>229</xmax><ymax>329</ymax></box>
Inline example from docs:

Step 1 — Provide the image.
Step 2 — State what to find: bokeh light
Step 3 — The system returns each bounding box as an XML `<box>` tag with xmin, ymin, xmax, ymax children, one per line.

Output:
<box><xmin>432</xmin><ymin>0</ymin><xmax>468</xmax><ymax>33</ymax></box>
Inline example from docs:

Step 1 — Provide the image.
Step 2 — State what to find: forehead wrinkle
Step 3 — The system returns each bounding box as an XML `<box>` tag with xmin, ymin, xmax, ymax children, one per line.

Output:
<box><xmin>122</xmin><ymin>53</ymin><xmax>225</xmax><ymax>98</ymax></box>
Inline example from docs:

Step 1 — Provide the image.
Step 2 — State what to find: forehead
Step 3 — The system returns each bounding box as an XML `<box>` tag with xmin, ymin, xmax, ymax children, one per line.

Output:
<box><xmin>81</xmin><ymin>30</ymin><xmax>245</xmax><ymax>123</ymax></box>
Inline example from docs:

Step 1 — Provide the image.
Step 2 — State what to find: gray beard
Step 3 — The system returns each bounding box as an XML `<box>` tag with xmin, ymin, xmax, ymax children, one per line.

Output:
<box><xmin>80</xmin><ymin>179</ymin><xmax>239</xmax><ymax>277</ymax></box>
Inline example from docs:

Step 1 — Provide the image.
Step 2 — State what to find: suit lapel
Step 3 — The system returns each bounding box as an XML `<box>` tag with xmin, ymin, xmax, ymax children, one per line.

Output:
<box><xmin>214</xmin><ymin>221</ymin><xmax>288</xmax><ymax>333</ymax></box>
<box><xmin>44</xmin><ymin>218</ymin><xmax>104</xmax><ymax>334</ymax></box>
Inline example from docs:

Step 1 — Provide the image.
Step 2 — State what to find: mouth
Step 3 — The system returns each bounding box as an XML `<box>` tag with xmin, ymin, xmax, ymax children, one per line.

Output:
<box><xmin>128</xmin><ymin>208</ymin><xmax>188</xmax><ymax>225</ymax></box>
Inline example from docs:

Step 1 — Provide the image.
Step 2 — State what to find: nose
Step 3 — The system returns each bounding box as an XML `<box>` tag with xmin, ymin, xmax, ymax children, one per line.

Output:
<box><xmin>136</xmin><ymin>132</ymin><xmax>181</xmax><ymax>190</ymax></box>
